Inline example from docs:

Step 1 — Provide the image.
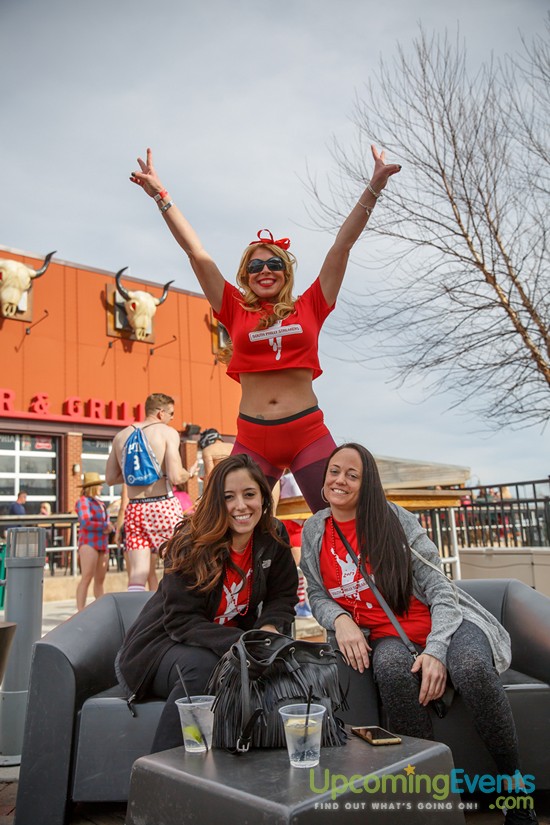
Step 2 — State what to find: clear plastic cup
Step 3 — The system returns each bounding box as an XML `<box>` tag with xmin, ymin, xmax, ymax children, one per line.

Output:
<box><xmin>278</xmin><ymin>703</ymin><xmax>326</xmax><ymax>768</ymax></box>
<box><xmin>175</xmin><ymin>695</ymin><xmax>215</xmax><ymax>753</ymax></box>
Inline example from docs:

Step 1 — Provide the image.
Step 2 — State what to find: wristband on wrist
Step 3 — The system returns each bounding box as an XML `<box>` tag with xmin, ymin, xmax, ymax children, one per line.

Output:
<box><xmin>154</xmin><ymin>189</ymin><xmax>169</xmax><ymax>203</ymax></box>
<box><xmin>366</xmin><ymin>183</ymin><xmax>382</xmax><ymax>199</ymax></box>
<box><xmin>358</xmin><ymin>201</ymin><xmax>373</xmax><ymax>217</ymax></box>
<box><xmin>160</xmin><ymin>200</ymin><xmax>174</xmax><ymax>214</ymax></box>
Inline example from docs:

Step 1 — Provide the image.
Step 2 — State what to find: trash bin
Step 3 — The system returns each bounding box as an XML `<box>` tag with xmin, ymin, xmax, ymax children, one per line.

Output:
<box><xmin>0</xmin><ymin>527</ymin><xmax>46</xmax><ymax>764</ymax></box>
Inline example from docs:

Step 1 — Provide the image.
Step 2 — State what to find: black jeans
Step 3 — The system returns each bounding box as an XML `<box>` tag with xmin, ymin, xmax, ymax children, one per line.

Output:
<box><xmin>150</xmin><ymin>643</ymin><xmax>219</xmax><ymax>752</ymax></box>
<box><xmin>371</xmin><ymin>620</ymin><xmax>520</xmax><ymax>776</ymax></box>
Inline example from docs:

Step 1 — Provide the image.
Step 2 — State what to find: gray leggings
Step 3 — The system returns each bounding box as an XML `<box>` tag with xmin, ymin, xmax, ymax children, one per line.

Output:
<box><xmin>371</xmin><ymin>620</ymin><xmax>519</xmax><ymax>775</ymax></box>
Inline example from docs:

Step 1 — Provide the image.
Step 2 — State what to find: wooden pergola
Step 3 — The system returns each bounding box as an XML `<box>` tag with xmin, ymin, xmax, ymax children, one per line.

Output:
<box><xmin>276</xmin><ymin>453</ymin><xmax>468</xmax><ymax>519</ymax></box>
<box><xmin>276</xmin><ymin>487</ymin><xmax>463</xmax><ymax>521</ymax></box>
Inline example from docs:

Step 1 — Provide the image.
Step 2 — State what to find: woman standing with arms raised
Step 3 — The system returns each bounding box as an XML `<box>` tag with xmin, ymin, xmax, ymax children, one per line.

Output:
<box><xmin>130</xmin><ymin>147</ymin><xmax>400</xmax><ymax>513</ymax></box>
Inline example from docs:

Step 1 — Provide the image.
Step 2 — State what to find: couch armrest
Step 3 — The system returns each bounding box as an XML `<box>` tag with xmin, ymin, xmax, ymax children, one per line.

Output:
<box><xmin>457</xmin><ymin>578</ymin><xmax>550</xmax><ymax>685</ymax></box>
<box><xmin>15</xmin><ymin>592</ymin><xmax>150</xmax><ymax>825</ymax></box>
<box><xmin>16</xmin><ymin>641</ymin><xmax>78</xmax><ymax>825</ymax></box>
<box><xmin>501</xmin><ymin>579</ymin><xmax>550</xmax><ymax>685</ymax></box>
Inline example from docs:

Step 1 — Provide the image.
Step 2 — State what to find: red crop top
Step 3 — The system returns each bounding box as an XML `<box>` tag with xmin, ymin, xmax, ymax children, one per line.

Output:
<box><xmin>213</xmin><ymin>277</ymin><xmax>335</xmax><ymax>383</ymax></box>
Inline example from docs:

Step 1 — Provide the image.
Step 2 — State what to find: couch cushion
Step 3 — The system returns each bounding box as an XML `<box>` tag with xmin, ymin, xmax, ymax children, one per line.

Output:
<box><xmin>72</xmin><ymin>687</ymin><xmax>164</xmax><ymax>802</ymax></box>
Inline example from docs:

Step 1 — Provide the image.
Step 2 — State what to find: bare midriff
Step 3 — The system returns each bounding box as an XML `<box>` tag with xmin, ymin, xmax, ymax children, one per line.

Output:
<box><xmin>239</xmin><ymin>369</ymin><xmax>318</xmax><ymax>419</ymax></box>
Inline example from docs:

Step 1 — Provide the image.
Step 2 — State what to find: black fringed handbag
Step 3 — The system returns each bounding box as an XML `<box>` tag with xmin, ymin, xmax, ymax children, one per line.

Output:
<box><xmin>206</xmin><ymin>629</ymin><xmax>348</xmax><ymax>753</ymax></box>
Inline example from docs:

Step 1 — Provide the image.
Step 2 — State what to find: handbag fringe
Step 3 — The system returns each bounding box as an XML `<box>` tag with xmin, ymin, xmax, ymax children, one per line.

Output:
<box><xmin>208</xmin><ymin>644</ymin><xmax>347</xmax><ymax>749</ymax></box>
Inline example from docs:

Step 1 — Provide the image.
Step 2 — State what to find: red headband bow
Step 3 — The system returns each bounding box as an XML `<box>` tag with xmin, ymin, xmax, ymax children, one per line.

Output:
<box><xmin>248</xmin><ymin>229</ymin><xmax>291</xmax><ymax>251</ymax></box>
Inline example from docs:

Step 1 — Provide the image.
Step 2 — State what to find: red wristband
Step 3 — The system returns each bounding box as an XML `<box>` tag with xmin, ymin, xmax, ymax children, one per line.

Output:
<box><xmin>153</xmin><ymin>189</ymin><xmax>169</xmax><ymax>203</ymax></box>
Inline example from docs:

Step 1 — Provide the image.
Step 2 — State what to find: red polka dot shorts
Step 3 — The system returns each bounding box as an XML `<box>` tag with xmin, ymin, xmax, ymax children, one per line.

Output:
<box><xmin>124</xmin><ymin>496</ymin><xmax>183</xmax><ymax>553</ymax></box>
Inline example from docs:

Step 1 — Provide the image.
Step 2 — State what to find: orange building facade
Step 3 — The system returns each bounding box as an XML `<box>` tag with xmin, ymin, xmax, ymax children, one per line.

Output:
<box><xmin>0</xmin><ymin>245</ymin><xmax>240</xmax><ymax>515</ymax></box>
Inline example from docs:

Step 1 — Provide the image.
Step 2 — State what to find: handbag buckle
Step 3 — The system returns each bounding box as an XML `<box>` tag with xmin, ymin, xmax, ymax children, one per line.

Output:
<box><xmin>236</xmin><ymin>738</ymin><xmax>251</xmax><ymax>753</ymax></box>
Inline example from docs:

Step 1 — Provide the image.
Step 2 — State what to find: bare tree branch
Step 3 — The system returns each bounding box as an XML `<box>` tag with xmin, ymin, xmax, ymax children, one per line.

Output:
<box><xmin>308</xmin><ymin>25</ymin><xmax>550</xmax><ymax>429</ymax></box>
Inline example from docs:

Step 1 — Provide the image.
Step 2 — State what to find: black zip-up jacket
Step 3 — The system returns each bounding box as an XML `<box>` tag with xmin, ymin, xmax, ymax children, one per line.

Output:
<box><xmin>117</xmin><ymin>522</ymin><xmax>298</xmax><ymax>701</ymax></box>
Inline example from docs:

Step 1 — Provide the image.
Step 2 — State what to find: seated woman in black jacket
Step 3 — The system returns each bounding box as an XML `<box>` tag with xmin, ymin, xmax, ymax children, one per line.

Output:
<box><xmin>116</xmin><ymin>453</ymin><xmax>298</xmax><ymax>751</ymax></box>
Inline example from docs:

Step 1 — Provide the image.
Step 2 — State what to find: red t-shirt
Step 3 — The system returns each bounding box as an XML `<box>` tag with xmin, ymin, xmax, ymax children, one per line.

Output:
<box><xmin>213</xmin><ymin>277</ymin><xmax>334</xmax><ymax>383</ymax></box>
<box><xmin>320</xmin><ymin>517</ymin><xmax>432</xmax><ymax>645</ymax></box>
<box><xmin>214</xmin><ymin>542</ymin><xmax>253</xmax><ymax>626</ymax></box>
<box><xmin>285</xmin><ymin>519</ymin><xmax>304</xmax><ymax>549</ymax></box>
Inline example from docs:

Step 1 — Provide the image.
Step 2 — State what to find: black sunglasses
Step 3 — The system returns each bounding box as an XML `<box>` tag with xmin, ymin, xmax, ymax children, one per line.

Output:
<box><xmin>246</xmin><ymin>257</ymin><xmax>285</xmax><ymax>274</ymax></box>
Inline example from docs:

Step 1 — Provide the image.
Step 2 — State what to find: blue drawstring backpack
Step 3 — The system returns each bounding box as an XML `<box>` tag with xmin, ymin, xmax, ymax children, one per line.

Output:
<box><xmin>122</xmin><ymin>426</ymin><xmax>163</xmax><ymax>486</ymax></box>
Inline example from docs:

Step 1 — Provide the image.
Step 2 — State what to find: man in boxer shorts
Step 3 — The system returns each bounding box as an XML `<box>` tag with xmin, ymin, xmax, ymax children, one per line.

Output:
<box><xmin>106</xmin><ymin>393</ymin><xmax>197</xmax><ymax>591</ymax></box>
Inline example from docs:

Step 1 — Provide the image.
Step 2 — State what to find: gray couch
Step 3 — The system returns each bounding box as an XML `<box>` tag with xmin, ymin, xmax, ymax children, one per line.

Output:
<box><xmin>15</xmin><ymin>580</ymin><xmax>550</xmax><ymax>825</ymax></box>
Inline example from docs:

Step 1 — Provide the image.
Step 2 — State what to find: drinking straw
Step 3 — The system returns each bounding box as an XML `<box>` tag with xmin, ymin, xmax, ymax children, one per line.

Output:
<box><xmin>176</xmin><ymin>665</ymin><xmax>192</xmax><ymax>702</ymax></box>
<box><xmin>299</xmin><ymin>684</ymin><xmax>314</xmax><ymax>760</ymax></box>
<box><xmin>176</xmin><ymin>665</ymin><xmax>209</xmax><ymax>751</ymax></box>
<box><xmin>304</xmin><ymin>684</ymin><xmax>313</xmax><ymax>731</ymax></box>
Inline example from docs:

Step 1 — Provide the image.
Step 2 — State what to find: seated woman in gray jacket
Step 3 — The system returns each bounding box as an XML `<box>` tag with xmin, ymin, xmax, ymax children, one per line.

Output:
<box><xmin>300</xmin><ymin>443</ymin><xmax>536</xmax><ymax>825</ymax></box>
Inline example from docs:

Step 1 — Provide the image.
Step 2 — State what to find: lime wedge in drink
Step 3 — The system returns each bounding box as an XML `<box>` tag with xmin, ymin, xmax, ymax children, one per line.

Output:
<box><xmin>183</xmin><ymin>725</ymin><xmax>203</xmax><ymax>743</ymax></box>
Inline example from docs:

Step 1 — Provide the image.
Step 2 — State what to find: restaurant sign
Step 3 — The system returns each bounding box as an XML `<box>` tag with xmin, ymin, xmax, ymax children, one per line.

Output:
<box><xmin>0</xmin><ymin>388</ymin><xmax>145</xmax><ymax>426</ymax></box>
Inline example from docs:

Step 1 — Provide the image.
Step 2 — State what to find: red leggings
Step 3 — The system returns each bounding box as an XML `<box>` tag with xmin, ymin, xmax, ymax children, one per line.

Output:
<box><xmin>231</xmin><ymin>406</ymin><xmax>336</xmax><ymax>513</ymax></box>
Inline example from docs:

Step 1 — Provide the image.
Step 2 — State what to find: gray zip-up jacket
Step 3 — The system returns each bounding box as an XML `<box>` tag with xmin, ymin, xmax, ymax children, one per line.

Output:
<box><xmin>300</xmin><ymin>506</ymin><xmax>511</xmax><ymax>673</ymax></box>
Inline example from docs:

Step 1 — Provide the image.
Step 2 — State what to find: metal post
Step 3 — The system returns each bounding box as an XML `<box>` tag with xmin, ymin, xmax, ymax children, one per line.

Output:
<box><xmin>0</xmin><ymin>527</ymin><xmax>46</xmax><ymax>765</ymax></box>
<box><xmin>72</xmin><ymin>522</ymin><xmax>78</xmax><ymax>576</ymax></box>
<box><xmin>448</xmin><ymin>507</ymin><xmax>462</xmax><ymax>579</ymax></box>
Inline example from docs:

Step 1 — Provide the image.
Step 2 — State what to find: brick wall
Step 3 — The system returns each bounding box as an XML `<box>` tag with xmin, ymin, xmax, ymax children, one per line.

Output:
<box><xmin>63</xmin><ymin>432</ymin><xmax>83</xmax><ymax>512</ymax></box>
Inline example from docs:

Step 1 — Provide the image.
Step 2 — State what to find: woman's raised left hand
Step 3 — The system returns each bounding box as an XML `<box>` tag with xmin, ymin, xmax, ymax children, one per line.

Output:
<box><xmin>411</xmin><ymin>652</ymin><xmax>447</xmax><ymax>706</ymax></box>
<box><xmin>369</xmin><ymin>144</ymin><xmax>401</xmax><ymax>193</ymax></box>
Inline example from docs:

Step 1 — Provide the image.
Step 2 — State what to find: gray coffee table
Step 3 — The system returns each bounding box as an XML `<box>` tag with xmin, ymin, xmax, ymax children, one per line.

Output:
<box><xmin>126</xmin><ymin>734</ymin><xmax>465</xmax><ymax>824</ymax></box>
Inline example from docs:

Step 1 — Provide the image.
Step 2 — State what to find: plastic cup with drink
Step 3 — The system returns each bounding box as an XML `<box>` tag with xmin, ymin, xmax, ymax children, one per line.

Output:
<box><xmin>175</xmin><ymin>695</ymin><xmax>215</xmax><ymax>753</ymax></box>
<box><xmin>278</xmin><ymin>703</ymin><xmax>326</xmax><ymax>768</ymax></box>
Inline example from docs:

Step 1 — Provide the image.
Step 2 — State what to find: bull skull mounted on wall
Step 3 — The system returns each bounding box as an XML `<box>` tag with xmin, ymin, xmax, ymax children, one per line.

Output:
<box><xmin>114</xmin><ymin>268</ymin><xmax>174</xmax><ymax>341</ymax></box>
<box><xmin>0</xmin><ymin>251</ymin><xmax>56</xmax><ymax>318</ymax></box>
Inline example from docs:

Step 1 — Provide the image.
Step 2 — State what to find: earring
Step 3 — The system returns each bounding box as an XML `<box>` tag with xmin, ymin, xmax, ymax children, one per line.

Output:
<box><xmin>321</xmin><ymin>488</ymin><xmax>329</xmax><ymax>503</ymax></box>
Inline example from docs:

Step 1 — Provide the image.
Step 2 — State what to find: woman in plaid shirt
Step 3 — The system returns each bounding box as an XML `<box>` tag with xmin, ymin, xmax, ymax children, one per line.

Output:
<box><xmin>75</xmin><ymin>472</ymin><xmax>111</xmax><ymax>611</ymax></box>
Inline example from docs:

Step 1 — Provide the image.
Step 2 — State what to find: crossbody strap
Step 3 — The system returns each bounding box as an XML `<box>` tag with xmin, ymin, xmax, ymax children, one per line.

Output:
<box><xmin>332</xmin><ymin>520</ymin><xmax>418</xmax><ymax>660</ymax></box>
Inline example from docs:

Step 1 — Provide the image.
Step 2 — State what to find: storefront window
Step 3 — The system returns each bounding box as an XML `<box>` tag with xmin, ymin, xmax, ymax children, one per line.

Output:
<box><xmin>0</xmin><ymin>456</ymin><xmax>15</xmax><ymax>474</ymax></box>
<box><xmin>21</xmin><ymin>435</ymin><xmax>55</xmax><ymax>452</ymax></box>
<box><xmin>0</xmin><ymin>433</ymin><xmax>58</xmax><ymax>516</ymax></box>
<box><xmin>0</xmin><ymin>480</ymin><xmax>15</xmax><ymax>497</ymax></box>
<box><xmin>20</xmin><ymin>455</ymin><xmax>56</xmax><ymax>474</ymax></box>
<box><xmin>82</xmin><ymin>438</ymin><xmax>110</xmax><ymax>455</ymax></box>
<box><xmin>21</xmin><ymin>478</ymin><xmax>57</xmax><ymax>497</ymax></box>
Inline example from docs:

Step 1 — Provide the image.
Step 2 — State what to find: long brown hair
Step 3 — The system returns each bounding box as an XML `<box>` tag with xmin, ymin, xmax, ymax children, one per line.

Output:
<box><xmin>325</xmin><ymin>443</ymin><xmax>413</xmax><ymax>615</ymax></box>
<box><xmin>165</xmin><ymin>454</ymin><xmax>285</xmax><ymax>593</ymax></box>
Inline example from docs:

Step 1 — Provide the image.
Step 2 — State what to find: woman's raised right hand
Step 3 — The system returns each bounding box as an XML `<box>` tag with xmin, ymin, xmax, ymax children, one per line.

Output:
<box><xmin>130</xmin><ymin>148</ymin><xmax>165</xmax><ymax>199</ymax></box>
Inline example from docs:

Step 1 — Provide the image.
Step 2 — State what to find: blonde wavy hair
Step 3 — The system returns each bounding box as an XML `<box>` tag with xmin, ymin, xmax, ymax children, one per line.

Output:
<box><xmin>236</xmin><ymin>242</ymin><xmax>297</xmax><ymax>328</ymax></box>
<box><xmin>216</xmin><ymin>241</ymin><xmax>298</xmax><ymax>365</ymax></box>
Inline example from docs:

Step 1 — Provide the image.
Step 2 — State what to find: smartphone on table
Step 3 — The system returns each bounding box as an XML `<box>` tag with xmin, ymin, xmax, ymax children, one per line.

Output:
<box><xmin>351</xmin><ymin>726</ymin><xmax>402</xmax><ymax>745</ymax></box>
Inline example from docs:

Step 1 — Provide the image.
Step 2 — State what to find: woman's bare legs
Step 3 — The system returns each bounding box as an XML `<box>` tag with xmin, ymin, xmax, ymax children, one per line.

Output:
<box><xmin>76</xmin><ymin>545</ymin><xmax>99</xmax><ymax>611</ymax></box>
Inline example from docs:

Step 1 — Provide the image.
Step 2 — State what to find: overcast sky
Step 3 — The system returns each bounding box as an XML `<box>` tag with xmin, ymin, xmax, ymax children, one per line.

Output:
<box><xmin>2</xmin><ymin>0</ymin><xmax>548</xmax><ymax>485</ymax></box>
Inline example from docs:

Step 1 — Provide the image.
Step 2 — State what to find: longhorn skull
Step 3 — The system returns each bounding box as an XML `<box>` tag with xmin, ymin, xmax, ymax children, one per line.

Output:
<box><xmin>0</xmin><ymin>251</ymin><xmax>56</xmax><ymax>318</ymax></box>
<box><xmin>115</xmin><ymin>268</ymin><xmax>173</xmax><ymax>340</ymax></box>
